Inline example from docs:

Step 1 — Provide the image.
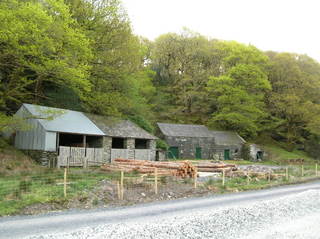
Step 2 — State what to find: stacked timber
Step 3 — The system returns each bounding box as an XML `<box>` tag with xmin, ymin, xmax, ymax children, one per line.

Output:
<box><xmin>101</xmin><ymin>159</ymin><xmax>197</xmax><ymax>178</ymax></box>
<box><xmin>195</xmin><ymin>161</ymin><xmax>237</xmax><ymax>173</ymax></box>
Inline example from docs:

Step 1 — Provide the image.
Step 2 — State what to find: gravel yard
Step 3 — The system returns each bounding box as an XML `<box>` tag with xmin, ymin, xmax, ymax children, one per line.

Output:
<box><xmin>27</xmin><ymin>188</ymin><xmax>320</xmax><ymax>239</ymax></box>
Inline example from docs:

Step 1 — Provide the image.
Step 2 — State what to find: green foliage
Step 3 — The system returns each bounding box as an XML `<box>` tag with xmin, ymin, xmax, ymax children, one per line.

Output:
<box><xmin>151</xmin><ymin>29</ymin><xmax>220</xmax><ymax>123</ymax></box>
<box><xmin>128</xmin><ymin>115</ymin><xmax>154</xmax><ymax>133</ymax></box>
<box><xmin>0</xmin><ymin>0</ymin><xmax>92</xmax><ymax>111</ymax></box>
<box><xmin>1</xmin><ymin>0</ymin><xmax>320</xmax><ymax>157</ymax></box>
<box><xmin>304</xmin><ymin>135</ymin><xmax>320</xmax><ymax>160</ymax></box>
<box><xmin>207</xmin><ymin>63</ymin><xmax>271</xmax><ymax>138</ymax></box>
<box><xmin>19</xmin><ymin>179</ymin><xmax>32</xmax><ymax>193</ymax></box>
<box><xmin>266</xmin><ymin>52</ymin><xmax>320</xmax><ymax>149</ymax></box>
<box><xmin>241</xmin><ymin>143</ymin><xmax>251</xmax><ymax>161</ymax></box>
<box><xmin>156</xmin><ymin>139</ymin><xmax>169</xmax><ymax>150</ymax></box>
<box><xmin>0</xmin><ymin>113</ymin><xmax>30</xmax><ymax>133</ymax></box>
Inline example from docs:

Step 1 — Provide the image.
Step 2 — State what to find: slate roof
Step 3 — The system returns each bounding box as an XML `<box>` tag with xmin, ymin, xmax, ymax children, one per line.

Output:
<box><xmin>210</xmin><ymin>130</ymin><xmax>246</xmax><ymax>145</ymax></box>
<box><xmin>157</xmin><ymin>123</ymin><xmax>213</xmax><ymax>137</ymax></box>
<box><xmin>157</xmin><ymin>122</ymin><xmax>246</xmax><ymax>145</ymax></box>
<box><xmin>86</xmin><ymin>114</ymin><xmax>158</xmax><ymax>139</ymax></box>
<box><xmin>22</xmin><ymin>104</ymin><xmax>105</xmax><ymax>136</ymax></box>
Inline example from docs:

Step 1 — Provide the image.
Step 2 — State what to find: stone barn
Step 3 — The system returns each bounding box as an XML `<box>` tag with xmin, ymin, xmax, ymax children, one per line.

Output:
<box><xmin>210</xmin><ymin>131</ymin><xmax>246</xmax><ymax>160</ymax></box>
<box><xmin>157</xmin><ymin>123</ymin><xmax>245</xmax><ymax>160</ymax></box>
<box><xmin>86</xmin><ymin>114</ymin><xmax>158</xmax><ymax>162</ymax></box>
<box><xmin>10</xmin><ymin>103</ymin><xmax>158</xmax><ymax>167</ymax></box>
<box><xmin>157</xmin><ymin>123</ymin><xmax>214</xmax><ymax>159</ymax></box>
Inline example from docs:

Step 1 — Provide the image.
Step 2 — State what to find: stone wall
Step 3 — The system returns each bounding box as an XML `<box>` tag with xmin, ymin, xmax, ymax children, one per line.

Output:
<box><xmin>103</xmin><ymin>137</ymin><xmax>156</xmax><ymax>161</ymax></box>
<box><xmin>148</xmin><ymin>139</ymin><xmax>156</xmax><ymax>161</ymax></box>
<box><xmin>165</xmin><ymin>136</ymin><xmax>214</xmax><ymax>159</ymax></box>
<box><xmin>102</xmin><ymin>136</ymin><xmax>112</xmax><ymax>163</ymax></box>
<box><xmin>249</xmin><ymin>144</ymin><xmax>265</xmax><ymax>161</ymax></box>
<box><xmin>23</xmin><ymin>150</ymin><xmax>58</xmax><ymax>167</ymax></box>
<box><xmin>156</xmin><ymin>150</ymin><xmax>166</xmax><ymax>161</ymax></box>
<box><xmin>127</xmin><ymin>138</ymin><xmax>135</xmax><ymax>159</ymax></box>
<box><xmin>211</xmin><ymin>145</ymin><xmax>242</xmax><ymax>160</ymax></box>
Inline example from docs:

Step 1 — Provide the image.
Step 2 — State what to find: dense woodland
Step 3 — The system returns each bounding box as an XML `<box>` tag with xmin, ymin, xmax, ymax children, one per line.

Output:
<box><xmin>1</xmin><ymin>0</ymin><xmax>320</xmax><ymax>156</ymax></box>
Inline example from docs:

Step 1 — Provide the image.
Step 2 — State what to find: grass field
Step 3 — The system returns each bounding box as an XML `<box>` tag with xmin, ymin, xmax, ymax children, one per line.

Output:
<box><xmin>0</xmin><ymin>138</ymin><xmax>319</xmax><ymax>217</ymax></box>
<box><xmin>0</xmin><ymin>169</ymin><xmax>122</xmax><ymax>216</ymax></box>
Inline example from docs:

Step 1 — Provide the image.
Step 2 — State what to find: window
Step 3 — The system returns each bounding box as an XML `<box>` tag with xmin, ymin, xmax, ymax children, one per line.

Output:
<box><xmin>135</xmin><ymin>139</ymin><xmax>148</xmax><ymax>149</ymax></box>
<box><xmin>59</xmin><ymin>133</ymin><xmax>83</xmax><ymax>147</ymax></box>
<box><xmin>86</xmin><ymin>136</ymin><xmax>103</xmax><ymax>148</ymax></box>
<box><xmin>112</xmin><ymin>137</ymin><xmax>126</xmax><ymax>149</ymax></box>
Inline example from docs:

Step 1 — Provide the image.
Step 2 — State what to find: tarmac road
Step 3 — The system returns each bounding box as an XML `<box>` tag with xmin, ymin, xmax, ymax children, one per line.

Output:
<box><xmin>1</xmin><ymin>181</ymin><xmax>320</xmax><ymax>239</ymax></box>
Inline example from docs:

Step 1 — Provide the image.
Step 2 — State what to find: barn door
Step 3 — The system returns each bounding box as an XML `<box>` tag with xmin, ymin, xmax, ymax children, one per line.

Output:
<box><xmin>195</xmin><ymin>147</ymin><xmax>202</xmax><ymax>159</ymax></box>
<box><xmin>224</xmin><ymin>149</ymin><xmax>230</xmax><ymax>160</ymax></box>
<box><xmin>168</xmin><ymin>147</ymin><xmax>179</xmax><ymax>159</ymax></box>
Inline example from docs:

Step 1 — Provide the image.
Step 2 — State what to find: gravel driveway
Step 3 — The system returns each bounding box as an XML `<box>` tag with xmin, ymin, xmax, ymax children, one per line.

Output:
<box><xmin>1</xmin><ymin>181</ymin><xmax>320</xmax><ymax>239</ymax></box>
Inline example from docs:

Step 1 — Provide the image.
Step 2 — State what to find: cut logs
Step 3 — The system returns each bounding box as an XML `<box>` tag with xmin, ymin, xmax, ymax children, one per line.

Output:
<box><xmin>101</xmin><ymin>159</ymin><xmax>197</xmax><ymax>178</ymax></box>
<box><xmin>195</xmin><ymin>161</ymin><xmax>237</xmax><ymax>173</ymax></box>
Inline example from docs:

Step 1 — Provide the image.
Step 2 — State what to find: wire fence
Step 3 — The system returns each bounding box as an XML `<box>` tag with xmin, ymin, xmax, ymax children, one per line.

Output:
<box><xmin>0</xmin><ymin>163</ymin><xmax>319</xmax><ymax>216</ymax></box>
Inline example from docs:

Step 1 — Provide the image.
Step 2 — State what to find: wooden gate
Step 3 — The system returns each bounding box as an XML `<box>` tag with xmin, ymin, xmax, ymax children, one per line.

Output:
<box><xmin>57</xmin><ymin>146</ymin><xmax>104</xmax><ymax>168</ymax></box>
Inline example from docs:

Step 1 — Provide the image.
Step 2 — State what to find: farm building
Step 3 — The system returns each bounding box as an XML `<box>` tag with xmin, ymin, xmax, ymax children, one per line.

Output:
<box><xmin>11</xmin><ymin>103</ymin><xmax>157</xmax><ymax>167</ymax></box>
<box><xmin>157</xmin><ymin>123</ymin><xmax>245</xmax><ymax>160</ymax></box>
<box><xmin>86</xmin><ymin>114</ymin><xmax>157</xmax><ymax>162</ymax></box>
<box><xmin>210</xmin><ymin>130</ymin><xmax>246</xmax><ymax>160</ymax></box>
<box><xmin>249</xmin><ymin>144</ymin><xmax>265</xmax><ymax>161</ymax></box>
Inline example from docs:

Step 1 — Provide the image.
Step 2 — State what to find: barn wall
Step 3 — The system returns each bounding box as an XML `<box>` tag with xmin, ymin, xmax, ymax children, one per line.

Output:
<box><xmin>211</xmin><ymin>144</ymin><xmax>242</xmax><ymax>160</ymax></box>
<box><xmin>165</xmin><ymin>136</ymin><xmax>214</xmax><ymax>159</ymax></box>
<box><xmin>45</xmin><ymin>132</ymin><xmax>57</xmax><ymax>151</ymax></box>
<box><xmin>14</xmin><ymin>105</ymin><xmax>46</xmax><ymax>151</ymax></box>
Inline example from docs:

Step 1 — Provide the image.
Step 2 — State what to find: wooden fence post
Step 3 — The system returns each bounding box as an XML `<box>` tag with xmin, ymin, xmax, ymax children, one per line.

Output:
<box><xmin>117</xmin><ymin>181</ymin><xmax>121</xmax><ymax>200</ymax></box>
<box><xmin>268</xmin><ymin>171</ymin><xmax>271</xmax><ymax>183</ymax></box>
<box><xmin>120</xmin><ymin>171</ymin><xmax>124</xmax><ymax>200</ymax></box>
<box><xmin>64</xmin><ymin>167</ymin><xmax>67</xmax><ymax>197</ymax></box>
<box><xmin>286</xmin><ymin>167</ymin><xmax>289</xmax><ymax>181</ymax></box>
<box><xmin>301</xmin><ymin>165</ymin><xmax>304</xmax><ymax>177</ymax></box>
<box><xmin>316</xmin><ymin>163</ymin><xmax>318</xmax><ymax>177</ymax></box>
<box><xmin>154</xmin><ymin>168</ymin><xmax>158</xmax><ymax>194</ymax></box>
<box><xmin>246</xmin><ymin>172</ymin><xmax>250</xmax><ymax>185</ymax></box>
<box><xmin>222</xmin><ymin>169</ymin><xmax>225</xmax><ymax>186</ymax></box>
<box><xmin>67</xmin><ymin>157</ymin><xmax>70</xmax><ymax>169</ymax></box>
<box><xmin>193</xmin><ymin>169</ymin><xmax>198</xmax><ymax>189</ymax></box>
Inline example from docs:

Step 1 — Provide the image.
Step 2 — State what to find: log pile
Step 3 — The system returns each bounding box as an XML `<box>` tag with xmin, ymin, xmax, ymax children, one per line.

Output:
<box><xmin>101</xmin><ymin>158</ymin><xmax>197</xmax><ymax>178</ymax></box>
<box><xmin>195</xmin><ymin>161</ymin><xmax>237</xmax><ymax>173</ymax></box>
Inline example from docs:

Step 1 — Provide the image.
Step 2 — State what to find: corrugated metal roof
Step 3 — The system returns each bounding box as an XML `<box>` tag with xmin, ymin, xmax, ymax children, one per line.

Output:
<box><xmin>157</xmin><ymin>123</ymin><xmax>213</xmax><ymax>137</ymax></box>
<box><xmin>210</xmin><ymin>131</ymin><xmax>246</xmax><ymax>145</ymax></box>
<box><xmin>86</xmin><ymin>114</ymin><xmax>158</xmax><ymax>139</ymax></box>
<box><xmin>23</xmin><ymin>104</ymin><xmax>105</xmax><ymax>136</ymax></box>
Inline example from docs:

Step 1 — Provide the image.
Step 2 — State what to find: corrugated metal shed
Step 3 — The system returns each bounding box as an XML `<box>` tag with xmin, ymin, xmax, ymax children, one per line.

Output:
<box><xmin>14</xmin><ymin>106</ymin><xmax>46</xmax><ymax>150</ymax></box>
<box><xmin>23</xmin><ymin>104</ymin><xmax>105</xmax><ymax>136</ymax></box>
<box><xmin>157</xmin><ymin>123</ymin><xmax>213</xmax><ymax>138</ymax></box>
<box><xmin>210</xmin><ymin>131</ymin><xmax>246</xmax><ymax>145</ymax></box>
<box><xmin>86</xmin><ymin>114</ymin><xmax>158</xmax><ymax>140</ymax></box>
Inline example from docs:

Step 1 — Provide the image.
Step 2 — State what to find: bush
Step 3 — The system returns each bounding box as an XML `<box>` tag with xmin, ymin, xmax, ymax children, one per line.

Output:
<box><xmin>156</xmin><ymin>139</ymin><xmax>169</xmax><ymax>150</ymax></box>
<box><xmin>241</xmin><ymin>143</ymin><xmax>251</xmax><ymax>161</ymax></box>
<box><xmin>128</xmin><ymin>115</ymin><xmax>154</xmax><ymax>133</ymax></box>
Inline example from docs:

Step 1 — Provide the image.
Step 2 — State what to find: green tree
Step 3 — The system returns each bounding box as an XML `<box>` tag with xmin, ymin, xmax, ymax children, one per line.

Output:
<box><xmin>66</xmin><ymin>0</ymin><xmax>146</xmax><ymax>117</ymax></box>
<box><xmin>0</xmin><ymin>0</ymin><xmax>92</xmax><ymax>112</ymax></box>
<box><xmin>151</xmin><ymin>30</ymin><xmax>221</xmax><ymax>123</ymax></box>
<box><xmin>266</xmin><ymin>52</ymin><xmax>320</xmax><ymax>150</ymax></box>
<box><xmin>206</xmin><ymin>42</ymin><xmax>271</xmax><ymax>137</ymax></box>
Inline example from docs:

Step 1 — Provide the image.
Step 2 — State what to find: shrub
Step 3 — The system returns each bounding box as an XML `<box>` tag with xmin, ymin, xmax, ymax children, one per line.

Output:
<box><xmin>156</xmin><ymin>139</ymin><xmax>169</xmax><ymax>150</ymax></box>
<box><xmin>241</xmin><ymin>143</ymin><xmax>251</xmax><ymax>161</ymax></box>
